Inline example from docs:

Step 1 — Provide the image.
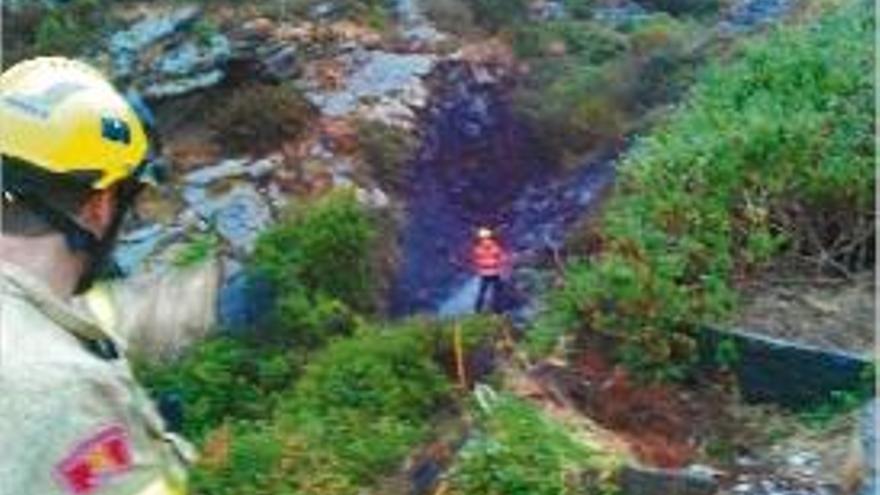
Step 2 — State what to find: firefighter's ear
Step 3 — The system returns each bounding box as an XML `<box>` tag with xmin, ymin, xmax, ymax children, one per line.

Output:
<box><xmin>78</xmin><ymin>188</ymin><xmax>117</xmax><ymax>236</ymax></box>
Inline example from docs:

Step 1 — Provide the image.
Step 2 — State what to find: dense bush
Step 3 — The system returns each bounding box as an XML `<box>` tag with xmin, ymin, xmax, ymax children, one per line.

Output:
<box><xmin>3</xmin><ymin>0</ymin><xmax>108</xmax><ymax>62</ymax></box>
<box><xmin>637</xmin><ymin>0</ymin><xmax>720</xmax><ymax>17</ymax></box>
<box><xmin>512</xmin><ymin>20</ymin><xmax>627</xmax><ymax>60</ymax></box>
<box><xmin>448</xmin><ymin>394</ymin><xmax>619</xmax><ymax>495</ymax></box>
<box><xmin>209</xmin><ymin>83</ymin><xmax>315</xmax><ymax>155</ymax></box>
<box><xmin>356</xmin><ymin>119</ymin><xmax>418</xmax><ymax>191</ymax></box>
<box><xmin>423</xmin><ymin>0</ymin><xmax>478</xmax><ymax>35</ymax></box>
<box><xmin>512</xmin><ymin>15</ymin><xmax>695</xmax><ymax>162</ymax></box>
<box><xmin>192</xmin><ymin>322</ymin><xmax>456</xmax><ymax>494</ymax></box>
<box><xmin>137</xmin><ymin>337</ymin><xmax>300</xmax><ymax>439</ymax></box>
<box><xmin>465</xmin><ymin>0</ymin><xmax>528</xmax><ymax>31</ymax></box>
<box><xmin>530</xmin><ymin>1</ymin><xmax>875</xmax><ymax>379</ymax></box>
<box><xmin>564</xmin><ymin>0</ymin><xmax>596</xmax><ymax>20</ymax></box>
<box><xmin>253</xmin><ymin>190</ymin><xmax>380</xmax><ymax>316</ymax></box>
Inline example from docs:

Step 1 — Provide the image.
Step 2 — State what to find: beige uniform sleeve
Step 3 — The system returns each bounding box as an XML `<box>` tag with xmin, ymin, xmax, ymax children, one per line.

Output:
<box><xmin>81</xmin><ymin>262</ymin><xmax>220</xmax><ymax>362</ymax></box>
<box><xmin>0</xmin><ymin>364</ymin><xmax>187</xmax><ymax>495</ymax></box>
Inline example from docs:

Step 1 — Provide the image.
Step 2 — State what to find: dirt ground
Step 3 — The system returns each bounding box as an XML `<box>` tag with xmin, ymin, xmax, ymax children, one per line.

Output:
<box><xmin>730</xmin><ymin>271</ymin><xmax>875</xmax><ymax>357</ymax></box>
<box><xmin>514</xmin><ymin>345</ymin><xmax>863</xmax><ymax>491</ymax></box>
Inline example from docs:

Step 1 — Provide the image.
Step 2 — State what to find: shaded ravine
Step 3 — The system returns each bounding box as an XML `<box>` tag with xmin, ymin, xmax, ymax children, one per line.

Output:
<box><xmin>390</xmin><ymin>0</ymin><xmax>799</xmax><ymax>320</ymax></box>
<box><xmin>389</xmin><ymin>60</ymin><xmax>618</xmax><ymax>317</ymax></box>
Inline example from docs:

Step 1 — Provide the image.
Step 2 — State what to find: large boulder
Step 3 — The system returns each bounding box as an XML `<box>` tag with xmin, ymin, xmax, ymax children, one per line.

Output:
<box><xmin>107</xmin><ymin>6</ymin><xmax>231</xmax><ymax>99</ymax></box>
<box><xmin>305</xmin><ymin>49</ymin><xmax>436</xmax><ymax>128</ymax></box>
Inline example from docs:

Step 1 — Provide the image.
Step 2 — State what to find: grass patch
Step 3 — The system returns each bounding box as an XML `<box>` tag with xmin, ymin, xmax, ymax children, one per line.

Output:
<box><xmin>447</xmin><ymin>393</ymin><xmax>620</xmax><ymax>495</ymax></box>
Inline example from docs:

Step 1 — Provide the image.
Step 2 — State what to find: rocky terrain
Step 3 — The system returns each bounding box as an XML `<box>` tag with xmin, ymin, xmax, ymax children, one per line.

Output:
<box><xmin>3</xmin><ymin>1</ymin><xmax>873</xmax><ymax>494</ymax></box>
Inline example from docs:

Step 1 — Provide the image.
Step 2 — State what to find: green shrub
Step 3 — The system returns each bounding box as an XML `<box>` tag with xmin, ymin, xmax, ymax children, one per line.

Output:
<box><xmin>209</xmin><ymin>83</ymin><xmax>315</xmax><ymax>155</ymax></box>
<box><xmin>137</xmin><ymin>337</ymin><xmax>300</xmax><ymax>439</ymax></box>
<box><xmin>511</xmin><ymin>14</ymin><xmax>699</xmax><ymax>161</ymax></box>
<box><xmin>171</xmin><ymin>233</ymin><xmax>219</xmax><ymax>269</ymax></box>
<box><xmin>564</xmin><ymin>0</ymin><xmax>596</xmax><ymax>20</ymax></box>
<box><xmin>253</xmin><ymin>190</ymin><xmax>380</xmax><ymax>315</ymax></box>
<box><xmin>512</xmin><ymin>21</ymin><xmax>627</xmax><ymax>61</ymax></box>
<box><xmin>448</xmin><ymin>394</ymin><xmax>619</xmax><ymax>495</ymax></box>
<box><xmin>515</xmin><ymin>62</ymin><xmax>628</xmax><ymax>162</ymax></box>
<box><xmin>194</xmin><ymin>322</ymin><xmax>454</xmax><ymax>494</ymax></box>
<box><xmin>637</xmin><ymin>0</ymin><xmax>720</xmax><ymax>17</ymax></box>
<box><xmin>32</xmin><ymin>0</ymin><xmax>107</xmax><ymax>57</ymax></box>
<box><xmin>534</xmin><ymin>1</ymin><xmax>875</xmax><ymax>379</ymax></box>
<box><xmin>423</xmin><ymin>0</ymin><xmax>478</xmax><ymax>35</ymax></box>
<box><xmin>356</xmin><ymin>120</ymin><xmax>418</xmax><ymax>191</ymax></box>
<box><xmin>191</xmin><ymin>421</ymin><xmax>284</xmax><ymax>495</ymax></box>
<box><xmin>279</xmin><ymin>324</ymin><xmax>451</xmax><ymax>480</ymax></box>
<box><xmin>465</xmin><ymin>0</ymin><xmax>528</xmax><ymax>31</ymax></box>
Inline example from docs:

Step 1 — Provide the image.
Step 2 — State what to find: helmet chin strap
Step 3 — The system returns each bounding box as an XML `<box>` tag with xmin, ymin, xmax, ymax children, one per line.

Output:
<box><xmin>5</xmin><ymin>179</ymin><xmax>143</xmax><ymax>294</ymax></box>
<box><xmin>74</xmin><ymin>180</ymin><xmax>144</xmax><ymax>293</ymax></box>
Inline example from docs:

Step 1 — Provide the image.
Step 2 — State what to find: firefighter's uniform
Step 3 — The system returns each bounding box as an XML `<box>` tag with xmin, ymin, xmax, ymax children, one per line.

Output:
<box><xmin>0</xmin><ymin>260</ymin><xmax>218</xmax><ymax>495</ymax></box>
<box><xmin>0</xmin><ymin>57</ymin><xmax>220</xmax><ymax>495</ymax></box>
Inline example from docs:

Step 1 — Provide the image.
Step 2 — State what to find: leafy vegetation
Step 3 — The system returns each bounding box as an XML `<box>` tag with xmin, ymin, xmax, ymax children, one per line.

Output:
<box><xmin>254</xmin><ymin>190</ymin><xmax>380</xmax><ymax>313</ymax></box>
<box><xmin>448</xmin><ymin>393</ymin><xmax>620</xmax><ymax>495</ymax></box>
<box><xmin>286</xmin><ymin>0</ymin><xmax>392</xmax><ymax>27</ymax></box>
<box><xmin>172</xmin><ymin>233</ymin><xmax>220</xmax><ymax>269</ymax></box>
<box><xmin>209</xmin><ymin>83</ymin><xmax>315</xmax><ymax>155</ymax></box>
<box><xmin>138</xmin><ymin>337</ymin><xmax>300</xmax><ymax>439</ymax></box>
<box><xmin>356</xmin><ymin>120</ymin><xmax>418</xmax><ymax>191</ymax></box>
<box><xmin>464</xmin><ymin>0</ymin><xmax>529</xmax><ymax>31</ymax></box>
<box><xmin>422</xmin><ymin>0</ymin><xmax>478</xmax><ymax>35</ymax></box>
<box><xmin>799</xmin><ymin>362</ymin><xmax>876</xmax><ymax>429</ymax></box>
<box><xmin>531</xmin><ymin>1</ymin><xmax>875</xmax><ymax>380</ymax></box>
<box><xmin>184</xmin><ymin>320</ymin><xmax>490</xmax><ymax>495</ymax></box>
<box><xmin>3</xmin><ymin>0</ymin><xmax>109</xmax><ymax>63</ymax></box>
<box><xmin>637</xmin><ymin>0</ymin><xmax>720</xmax><ymax>17</ymax></box>
<box><xmin>512</xmin><ymin>14</ymin><xmax>699</xmax><ymax>162</ymax></box>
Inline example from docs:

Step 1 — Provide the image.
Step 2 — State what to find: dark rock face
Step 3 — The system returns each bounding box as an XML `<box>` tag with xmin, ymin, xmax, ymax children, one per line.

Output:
<box><xmin>620</xmin><ymin>465</ymin><xmax>720</xmax><ymax>495</ymax></box>
<box><xmin>390</xmin><ymin>61</ymin><xmax>546</xmax><ymax>316</ymax></box>
<box><xmin>390</xmin><ymin>61</ymin><xmax>617</xmax><ymax>316</ymax></box>
<box><xmin>698</xmin><ymin>327</ymin><xmax>874</xmax><ymax>410</ymax></box>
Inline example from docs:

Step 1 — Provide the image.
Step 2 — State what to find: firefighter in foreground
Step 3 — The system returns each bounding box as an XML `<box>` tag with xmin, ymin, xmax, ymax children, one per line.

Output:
<box><xmin>0</xmin><ymin>58</ymin><xmax>219</xmax><ymax>495</ymax></box>
<box><xmin>471</xmin><ymin>227</ymin><xmax>508</xmax><ymax>312</ymax></box>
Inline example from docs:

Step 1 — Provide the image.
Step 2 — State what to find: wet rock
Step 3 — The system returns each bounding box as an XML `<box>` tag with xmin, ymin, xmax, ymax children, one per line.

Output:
<box><xmin>228</xmin><ymin>16</ymin><xmax>302</xmax><ymax>84</ymax></box>
<box><xmin>261</xmin><ymin>45</ymin><xmax>300</xmax><ymax>81</ymax></box>
<box><xmin>110</xmin><ymin>6</ymin><xmax>201</xmax><ymax>77</ymax></box>
<box><xmin>529</xmin><ymin>0</ymin><xmax>567</xmax><ymax>21</ymax></box>
<box><xmin>306</xmin><ymin>50</ymin><xmax>435</xmax><ymax>126</ymax></box>
<box><xmin>725</xmin><ymin>474</ymin><xmax>838</xmax><ymax>495</ymax></box>
<box><xmin>697</xmin><ymin>327</ymin><xmax>874</xmax><ymax>410</ymax></box>
<box><xmin>182</xmin><ymin>183</ymin><xmax>273</xmax><ymax>254</ymax></box>
<box><xmin>395</xmin><ymin>0</ymin><xmax>447</xmax><ymax>44</ymax></box>
<box><xmin>619</xmin><ymin>464</ymin><xmax>719</xmax><ymax>495</ymax></box>
<box><xmin>719</xmin><ymin>0</ymin><xmax>793</xmax><ymax>33</ymax></box>
<box><xmin>113</xmin><ymin>223</ymin><xmax>184</xmax><ymax>275</ymax></box>
<box><xmin>787</xmin><ymin>452</ymin><xmax>821</xmax><ymax>474</ymax></box>
<box><xmin>108</xmin><ymin>6</ymin><xmax>231</xmax><ymax>98</ymax></box>
<box><xmin>592</xmin><ymin>2</ymin><xmax>648</xmax><ymax>28</ymax></box>
<box><xmin>183</xmin><ymin>157</ymin><xmax>279</xmax><ymax>186</ymax></box>
<box><xmin>218</xmin><ymin>270</ymin><xmax>276</xmax><ymax>332</ymax></box>
<box><xmin>356</xmin><ymin>186</ymin><xmax>391</xmax><ymax>209</ymax></box>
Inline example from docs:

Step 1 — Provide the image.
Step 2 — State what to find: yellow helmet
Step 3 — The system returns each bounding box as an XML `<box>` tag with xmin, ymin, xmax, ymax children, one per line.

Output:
<box><xmin>0</xmin><ymin>57</ymin><xmax>150</xmax><ymax>189</ymax></box>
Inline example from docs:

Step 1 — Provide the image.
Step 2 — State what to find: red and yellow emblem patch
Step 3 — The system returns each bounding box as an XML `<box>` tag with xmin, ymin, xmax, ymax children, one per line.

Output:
<box><xmin>55</xmin><ymin>426</ymin><xmax>133</xmax><ymax>494</ymax></box>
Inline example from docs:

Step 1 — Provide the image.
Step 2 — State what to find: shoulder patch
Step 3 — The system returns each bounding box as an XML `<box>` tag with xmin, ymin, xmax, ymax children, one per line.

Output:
<box><xmin>55</xmin><ymin>426</ymin><xmax>133</xmax><ymax>494</ymax></box>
